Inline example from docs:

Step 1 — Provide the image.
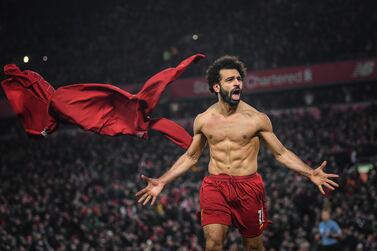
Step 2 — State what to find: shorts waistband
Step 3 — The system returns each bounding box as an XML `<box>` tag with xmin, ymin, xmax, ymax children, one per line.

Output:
<box><xmin>206</xmin><ymin>172</ymin><xmax>259</xmax><ymax>181</ymax></box>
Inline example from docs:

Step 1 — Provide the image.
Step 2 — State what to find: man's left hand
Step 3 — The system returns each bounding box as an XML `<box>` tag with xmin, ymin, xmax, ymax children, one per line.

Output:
<box><xmin>309</xmin><ymin>161</ymin><xmax>339</xmax><ymax>195</ymax></box>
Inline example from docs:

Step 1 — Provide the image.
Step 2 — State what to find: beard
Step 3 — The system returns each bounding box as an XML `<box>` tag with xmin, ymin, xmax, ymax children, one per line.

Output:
<box><xmin>219</xmin><ymin>85</ymin><xmax>242</xmax><ymax>106</ymax></box>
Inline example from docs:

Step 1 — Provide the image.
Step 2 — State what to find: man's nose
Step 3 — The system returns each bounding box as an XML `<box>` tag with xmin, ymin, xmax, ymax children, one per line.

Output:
<box><xmin>234</xmin><ymin>80</ymin><xmax>241</xmax><ymax>87</ymax></box>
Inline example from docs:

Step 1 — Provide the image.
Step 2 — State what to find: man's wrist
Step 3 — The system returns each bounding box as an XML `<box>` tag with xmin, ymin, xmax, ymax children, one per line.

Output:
<box><xmin>306</xmin><ymin>168</ymin><xmax>315</xmax><ymax>179</ymax></box>
<box><xmin>157</xmin><ymin>178</ymin><xmax>167</xmax><ymax>186</ymax></box>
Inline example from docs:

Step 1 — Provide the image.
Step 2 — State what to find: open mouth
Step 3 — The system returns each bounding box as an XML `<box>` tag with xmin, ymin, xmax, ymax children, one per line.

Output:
<box><xmin>231</xmin><ymin>88</ymin><xmax>241</xmax><ymax>100</ymax></box>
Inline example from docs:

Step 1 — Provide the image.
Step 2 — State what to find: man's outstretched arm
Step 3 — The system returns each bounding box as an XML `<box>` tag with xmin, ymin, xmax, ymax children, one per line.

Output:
<box><xmin>257</xmin><ymin>113</ymin><xmax>339</xmax><ymax>194</ymax></box>
<box><xmin>136</xmin><ymin>115</ymin><xmax>207</xmax><ymax>206</ymax></box>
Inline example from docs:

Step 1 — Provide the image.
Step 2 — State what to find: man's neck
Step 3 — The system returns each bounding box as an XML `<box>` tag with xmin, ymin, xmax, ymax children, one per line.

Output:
<box><xmin>217</xmin><ymin>99</ymin><xmax>241</xmax><ymax>116</ymax></box>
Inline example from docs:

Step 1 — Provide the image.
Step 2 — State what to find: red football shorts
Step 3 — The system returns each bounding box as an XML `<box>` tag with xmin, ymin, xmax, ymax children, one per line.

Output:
<box><xmin>199</xmin><ymin>173</ymin><xmax>271</xmax><ymax>238</ymax></box>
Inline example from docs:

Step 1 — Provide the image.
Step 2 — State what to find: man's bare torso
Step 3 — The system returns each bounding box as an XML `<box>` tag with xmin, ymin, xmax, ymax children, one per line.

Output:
<box><xmin>197</xmin><ymin>101</ymin><xmax>263</xmax><ymax>176</ymax></box>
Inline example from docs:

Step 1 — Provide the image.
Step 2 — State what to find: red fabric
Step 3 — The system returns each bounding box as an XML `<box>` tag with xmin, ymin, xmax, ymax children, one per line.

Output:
<box><xmin>199</xmin><ymin>173</ymin><xmax>271</xmax><ymax>238</ymax></box>
<box><xmin>137</xmin><ymin>54</ymin><xmax>204</xmax><ymax>116</ymax></box>
<box><xmin>2</xmin><ymin>64</ymin><xmax>57</xmax><ymax>135</ymax></box>
<box><xmin>1</xmin><ymin>54</ymin><xmax>205</xmax><ymax>149</ymax></box>
<box><xmin>49</xmin><ymin>83</ymin><xmax>139</xmax><ymax>136</ymax></box>
<box><xmin>150</xmin><ymin>118</ymin><xmax>192</xmax><ymax>149</ymax></box>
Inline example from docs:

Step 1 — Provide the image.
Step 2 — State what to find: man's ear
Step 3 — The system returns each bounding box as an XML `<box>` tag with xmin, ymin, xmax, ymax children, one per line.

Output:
<box><xmin>213</xmin><ymin>83</ymin><xmax>220</xmax><ymax>93</ymax></box>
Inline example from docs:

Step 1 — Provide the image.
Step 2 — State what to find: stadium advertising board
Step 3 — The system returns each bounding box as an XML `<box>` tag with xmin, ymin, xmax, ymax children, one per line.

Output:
<box><xmin>170</xmin><ymin>58</ymin><xmax>377</xmax><ymax>99</ymax></box>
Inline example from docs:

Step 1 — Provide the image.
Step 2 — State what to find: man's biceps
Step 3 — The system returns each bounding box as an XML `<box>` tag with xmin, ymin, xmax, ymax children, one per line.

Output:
<box><xmin>199</xmin><ymin>134</ymin><xmax>207</xmax><ymax>147</ymax></box>
<box><xmin>259</xmin><ymin>131</ymin><xmax>276</xmax><ymax>143</ymax></box>
<box><xmin>261</xmin><ymin>132</ymin><xmax>284</xmax><ymax>150</ymax></box>
<box><xmin>189</xmin><ymin>135</ymin><xmax>205</xmax><ymax>151</ymax></box>
<box><xmin>193</xmin><ymin>132</ymin><xmax>206</xmax><ymax>143</ymax></box>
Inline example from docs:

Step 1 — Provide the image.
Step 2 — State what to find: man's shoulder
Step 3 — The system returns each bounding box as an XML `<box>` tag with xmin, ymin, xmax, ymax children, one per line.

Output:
<box><xmin>240</xmin><ymin>102</ymin><xmax>264</xmax><ymax>119</ymax></box>
<box><xmin>193</xmin><ymin>110</ymin><xmax>208</xmax><ymax>126</ymax></box>
<box><xmin>197</xmin><ymin>104</ymin><xmax>216</xmax><ymax>119</ymax></box>
<box><xmin>239</xmin><ymin>103</ymin><xmax>272</xmax><ymax>131</ymax></box>
<box><xmin>193</xmin><ymin>104</ymin><xmax>218</xmax><ymax>129</ymax></box>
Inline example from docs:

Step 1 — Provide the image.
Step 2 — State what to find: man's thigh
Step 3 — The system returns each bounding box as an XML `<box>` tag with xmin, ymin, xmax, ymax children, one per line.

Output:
<box><xmin>242</xmin><ymin>234</ymin><xmax>264</xmax><ymax>251</ymax></box>
<box><xmin>203</xmin><ymin>224</ymin><xmax>229</xmax><ymax>244</ymax></box>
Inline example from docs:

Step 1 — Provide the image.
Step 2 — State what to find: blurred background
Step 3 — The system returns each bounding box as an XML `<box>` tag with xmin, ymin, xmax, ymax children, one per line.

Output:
<box><xmin>0</xmin><ymin>0</ymin><xmax>376</xmax><ymax>250</ymax></box>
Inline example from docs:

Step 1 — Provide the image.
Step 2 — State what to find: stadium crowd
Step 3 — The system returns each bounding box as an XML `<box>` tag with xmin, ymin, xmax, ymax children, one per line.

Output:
<box><xmin>0</xmin><ymin>101</ymin><xmax>376</xmax><ymax>250</ymax></box>
<box><xmin>0</xmin><ymin>0</ymin><xmax>376</xmax><ymax>86</ymax></box>
<box><xmin>1</xmin><ymin>1</ymin><xmax>376</xmax><ymax>250</ymax></box>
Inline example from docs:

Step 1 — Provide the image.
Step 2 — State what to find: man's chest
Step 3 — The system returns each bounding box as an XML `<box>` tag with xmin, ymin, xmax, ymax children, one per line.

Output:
<box><xmin>201</xmin><ymin>113</ymin><xmax>259</xmax><ymax>144</ymax></box>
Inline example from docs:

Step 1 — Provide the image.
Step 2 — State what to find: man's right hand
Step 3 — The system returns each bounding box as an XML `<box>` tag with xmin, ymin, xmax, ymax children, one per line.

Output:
<box><xmin>135</xmin><ymin>175</ymin><xmax>165</xmax><ymax>206</ymax></box>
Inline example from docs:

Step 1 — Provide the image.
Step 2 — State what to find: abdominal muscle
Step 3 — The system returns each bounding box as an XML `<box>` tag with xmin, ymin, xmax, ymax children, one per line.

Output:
<box><xmin>207</xmin><ymin>136</ymin><xmax>260</xmax><ymax>176</ymax></box>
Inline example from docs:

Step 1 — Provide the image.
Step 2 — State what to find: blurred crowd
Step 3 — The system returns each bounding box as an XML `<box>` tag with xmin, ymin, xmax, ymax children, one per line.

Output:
<box><xmin>0</xmin><ymin>100</ymin><xmax>376</xmax><ymax>250</ymax></box>
<box><xmin>1</xmin><ymin>1</ymin><xmax>377</xmax><ymax>249</ymax></box>
<box><xmin>0</xmin><ymin>0</ymin><xmax>376</xmax><ymax>86</ymax></box>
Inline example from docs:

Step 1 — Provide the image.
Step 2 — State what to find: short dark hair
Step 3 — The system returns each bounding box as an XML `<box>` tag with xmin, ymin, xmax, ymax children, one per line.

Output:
<box><xmin>206</xmin><ymin>55</ymin><xmax>247</xmax><ymax>93</ymax></box>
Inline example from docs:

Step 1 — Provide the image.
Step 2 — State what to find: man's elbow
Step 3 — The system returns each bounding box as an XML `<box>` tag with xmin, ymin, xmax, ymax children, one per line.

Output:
<box><xmin>274</xmin><ymin>147</ymin><xmax>289</xmax><ymax>162</ymax></box>
<box><xmin>185</xmin><ymin>151</ymin><xmax>200</xmax><ymax>165</ymax></box>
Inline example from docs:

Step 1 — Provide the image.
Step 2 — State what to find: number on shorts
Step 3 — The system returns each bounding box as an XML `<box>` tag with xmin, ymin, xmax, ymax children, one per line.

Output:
<box><xmin>258</xmin><ymin>209</ymin><xmax>263</xmax><ymax>225</ymax></box>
